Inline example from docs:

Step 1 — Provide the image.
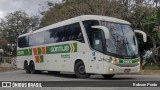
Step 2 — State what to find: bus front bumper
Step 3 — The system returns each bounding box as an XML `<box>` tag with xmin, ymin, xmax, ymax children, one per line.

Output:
<box><xmin>103</xmin><ymin>63</ymin><xmax>140</xmax><ymax>74</ymax></box>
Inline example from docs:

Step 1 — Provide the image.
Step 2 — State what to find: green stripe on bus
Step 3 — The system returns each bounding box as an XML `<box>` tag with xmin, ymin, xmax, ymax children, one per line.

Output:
<box><xmin>132</xmin><ymin>58</ymin><xmax>139</xmax><ymax>63</ymax></box>
<box><xmin>17</xmin><ymin>42</ymin><xmax>77</xmax><ymax>56</ymax></box>
<box><xmin>73</xmin><ymin>43</ymin><xmax>77</xmax><ymax>52</ymax></box>
<box><xmin>28</xmin><ymin>48</ymin><xmax>32</xmax><ymax>55</ymax></box>
<box><xmin>17</xmin><ymin>49</ymin><xmax>29</xmax><ymax>56</ymax></box>
<box><xmin>40</xmin><ymin>55</ymin><xmax>43</xmax><ymax>62</ymax></box>
<box><xmin>37</xmin><ymin>47</ymin><xmax>42</xmax><ymax>55</ymax></box>
<box><xmin>119</xmin><ymin>59</ymin><xmax>123</xmax><ymax>63</ymax></box>
<box><xmin>119</xmin><ymin>58</ymin><xmax>139</xmax><ymax>63</ymax></box>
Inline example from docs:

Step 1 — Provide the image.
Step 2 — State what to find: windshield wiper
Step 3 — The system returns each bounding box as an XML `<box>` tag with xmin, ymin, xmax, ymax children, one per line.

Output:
<box><xmin>110</xmin><ymin>27</ymin><xmax>124</xmax><ymax>47</ymax></box>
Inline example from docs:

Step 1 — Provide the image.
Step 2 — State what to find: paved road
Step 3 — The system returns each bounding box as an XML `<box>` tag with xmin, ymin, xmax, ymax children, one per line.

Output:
<box><xmin>0</xmin><ymin>70</ymin><xmax>160</xmax><ymax>90</ymax></box>
<box><xmin>0</xmin><ymin>70</ymin><xmax>160</xmax><ymax>81</ymax></box>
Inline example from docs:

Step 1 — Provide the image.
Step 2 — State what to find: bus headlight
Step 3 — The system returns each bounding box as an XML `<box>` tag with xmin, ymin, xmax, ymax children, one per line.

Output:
<box><xmin>109</xmin><ymin>67</ymin><xmax>114</xmax><ymax>72</ymax></box>
<box><xmin>111</xmin><ymin>60</ymin><xmax>115</xmax><ymax>64</ymax></box>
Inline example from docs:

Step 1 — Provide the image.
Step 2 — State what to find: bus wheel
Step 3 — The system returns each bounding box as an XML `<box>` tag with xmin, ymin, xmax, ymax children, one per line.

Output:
<box><xmin>25</xmin><ymin>65</ymin><xmax>31</xmax><ymax>74</ymax></box>
<box><xmin>29</xmin><ymin>62</ymin><xmax>41</xmax><ymax>74</ymax></box>
<box><xmin>24</xmin><ymin>61</ymin><xmax>28</xmax><ymax>70</ymax></box>
<box><xmin>102</xmin><ymin>74</ymin><xmax>115</xmax><ymax>78</ymax></box>
<box><xmin>30</xmin><ymin>62</ymin><xmax>36</xmax><ymax>74</ymax></box>
<box><xmin>74</xmin><ymin>61</ymin><xmax>90</xmax><ymax>78</ymax></box>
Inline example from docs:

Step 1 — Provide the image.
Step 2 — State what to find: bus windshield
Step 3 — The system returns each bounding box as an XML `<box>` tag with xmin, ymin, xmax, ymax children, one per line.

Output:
<box><xmin>101</xmin><ymin>21</ymin><xmax>138</xmax><ymax>57</ymax></box>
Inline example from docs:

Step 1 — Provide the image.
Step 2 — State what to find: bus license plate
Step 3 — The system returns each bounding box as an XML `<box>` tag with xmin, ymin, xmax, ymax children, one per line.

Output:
<box><xmin>124</xmin><ymin>69</ymin><xmax>131</xmax><ymax>73</ymax></box>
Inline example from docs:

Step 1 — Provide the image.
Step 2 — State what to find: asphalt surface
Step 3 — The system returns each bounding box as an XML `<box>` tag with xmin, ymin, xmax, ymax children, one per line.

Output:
<box><xmin>0</xmin><ymin>70</ymin><xmax>160</xmax><ymax>81</ymax></box>
<box><xmin>0</xmin><ymin>70</ymin><xmax>160</xmax><ymax>90</ymax></box>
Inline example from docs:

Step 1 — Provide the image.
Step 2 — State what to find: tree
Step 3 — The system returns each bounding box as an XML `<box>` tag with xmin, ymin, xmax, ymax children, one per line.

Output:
<box><xmin>40</xmin><ymin>0</ymin><xmax>130</xmax><ymax>27</ymax></box>
<box><xmin>0</xmin><ymin>11</ymin><xmax>40</xmax><ymax>56</ymax></box>
<box><xmin>40</xmin><ymin>0</ymin><xmax>160</xmax><ymax>66</ymax></box>
<box><xmin>0</xmin><ymin>38</ymin><xmax>7</xmax><ymax>48</ymax></box>
<box><xmin>142</xmin><ymin>7</ymin><xmax>160</xmax><ymax>66</ymax></box>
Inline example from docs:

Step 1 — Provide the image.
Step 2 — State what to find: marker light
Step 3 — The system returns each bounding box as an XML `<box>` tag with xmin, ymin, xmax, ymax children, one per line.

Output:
<box><xmin>111</xmin><ymin>57</ymin><xmax>119</xmax><ymax>64</ymax></box>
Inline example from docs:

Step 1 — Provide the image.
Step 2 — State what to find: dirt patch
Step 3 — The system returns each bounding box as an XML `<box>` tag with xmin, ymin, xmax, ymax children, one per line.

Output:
<box><xmin>0</xmin><ymin>62</ymin><xmax>15</xmax><ymax>67</ymax></box>
<box><xmin>0</xmin><ymin>63</ymin><xmax>17</xmax><ymax>72</ymax></box>
<box><xmin>0</xmin><ymin>67</ymin><xmax>17</xmax><ymax>72</ymax></box>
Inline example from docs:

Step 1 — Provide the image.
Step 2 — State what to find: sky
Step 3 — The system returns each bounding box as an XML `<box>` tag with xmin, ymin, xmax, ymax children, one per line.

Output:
<box><xmin>0</xmin><ymin>0</ymin><xmax>62</xmax><ymax>19</ymax></box>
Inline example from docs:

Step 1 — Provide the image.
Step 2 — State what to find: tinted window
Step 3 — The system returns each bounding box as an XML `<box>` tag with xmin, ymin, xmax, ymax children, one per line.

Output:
<box><xmin>82</xmin><ymin>20</ymin><xmax>101</xmax><ymax>51</ymax></box>
<box><xmin>61</xmin><ymin>26</ymin><xmax>71</xmax><ymax>42</ymax></box>
<box><xmin>19</xmin><ymin>22</ymin><xmax>84</xmax><ymax>47</ymax></box>
<box><xmin>29</xmin><ymin>32</ymin><xmax>44</xmax><ymax>46</ymax></box>
<box><xmin>47</xmin><ymin>23</ymin><xmax>84</xmax><ymax>43</ymax></box>
<box><xmin>18</xmin><ymin>36</ymin><xmax>28</xmax><ymax>48</ymax></box>
<box><xmin>92</xmin><ymin>30</ymin><xmax>103</xmax><ymax>52</ymax></box>
<box><xmin>70</xmin><ymin>23</ymin><xmax>84</xmax><ymax>42</ymax></box>
<box><xmin>44</xmin><ymin>29</ymin><xmax>56</xmax><ymax>44</ymax></box>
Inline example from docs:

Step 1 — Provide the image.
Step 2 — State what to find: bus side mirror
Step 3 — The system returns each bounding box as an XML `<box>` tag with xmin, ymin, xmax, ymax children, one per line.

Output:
<box><xmin>134</xmin><ymin>30</ymin><xmax>147</xmax><ymax>42</ymax></box>
<box><xmin>91</xmin><ymin>26</ymin><xmax>110</xmax><ymax>39</ymax></box>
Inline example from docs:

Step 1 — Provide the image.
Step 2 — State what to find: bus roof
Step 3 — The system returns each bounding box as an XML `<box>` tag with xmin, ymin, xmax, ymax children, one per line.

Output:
<box><xmin>19</xmin><ymin>15</ymin><xmax>130</xmax><ymax>37</ymax></box>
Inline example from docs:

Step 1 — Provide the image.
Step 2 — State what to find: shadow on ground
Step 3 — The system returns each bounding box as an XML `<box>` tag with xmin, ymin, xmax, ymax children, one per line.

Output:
<box><xmin>21</xmin><ymin>71</ymin><xmax>136</xmax><ymax>80</ymax></box>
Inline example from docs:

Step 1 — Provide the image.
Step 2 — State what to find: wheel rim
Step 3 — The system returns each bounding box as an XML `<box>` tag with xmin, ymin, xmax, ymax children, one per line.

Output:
<box><xmin>78</xmin><ymin>65</ymin><xmax>85</xmax><ymax>74</ymax></box>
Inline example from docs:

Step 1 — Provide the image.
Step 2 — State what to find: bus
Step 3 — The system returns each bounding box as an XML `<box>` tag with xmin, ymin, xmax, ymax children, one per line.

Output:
<box><xmin>17</xmin><ymin>15</ymin><xmax>147</xmax><ymax>78</ymax></box>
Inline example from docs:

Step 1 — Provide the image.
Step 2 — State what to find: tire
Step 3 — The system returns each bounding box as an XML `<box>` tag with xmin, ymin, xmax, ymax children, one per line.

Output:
<box><xmin>25</xmin><ymin>65</ymin><xmax>31</xmax><ymax>74</ymax></box>
<box><xmin>48</xmin><ymin>71</ymin><xmax>60</xmax><ymax>74</ymax></box>
<box><xmin>74</xmin><ymin>61</ymin><xmax>90</xmax><ymax>78</ymax></box>
<box><xmin>24</xmin><ymin>61</ymin><xmax>28</xmax><ymax>70</ymax></box>
<box><xmin>24</xmin><ymin>61</ymin><xmax>31</xmax><ymax>74</ymax></box>
<box><xmin>29</xmin><ymin>62</ymin><xmax>41</xmax><ymax>74</ymax></box>
<box><xmin>102</xmin><ymin>74</ymin><xmax>115</xmax><ymax>78</ymax></box>
<box><xmin>29</xmin><ymin>62</ymin><xmax>37</xmax><ymax>74</ymax></box>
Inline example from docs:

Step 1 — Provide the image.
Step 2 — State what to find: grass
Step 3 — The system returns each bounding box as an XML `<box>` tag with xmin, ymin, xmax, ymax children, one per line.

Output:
<box><xmin>143</xmin><ymin>63</ymin><xmax>160</xmax><ymax>70</ymax></box>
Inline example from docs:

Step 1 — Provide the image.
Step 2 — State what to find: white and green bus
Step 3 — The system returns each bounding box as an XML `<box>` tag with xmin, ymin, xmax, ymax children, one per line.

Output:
<box><xmin>17</xmin><ymin>15</ymin><xmax>147</xmax><ymax>78</ymax></box>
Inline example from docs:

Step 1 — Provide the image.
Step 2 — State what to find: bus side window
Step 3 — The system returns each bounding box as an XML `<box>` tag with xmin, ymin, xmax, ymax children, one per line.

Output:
<box><xmin>29</xmin><ymin>32</ymin><xmax>44</xmax><ymax>46</ymax></box>
<box><xmin>61</xmin><ymin>25</ymin><xmax>71</xmax><ymax>42</ymax></box>
<box><xmin>29</xmin><ymin>34</ymin><xmax>36</xmax><ymax>46</ymax></box>
<box><xmin>44</xmin><ymin>30</ymin><xmax>51</xmax><ymax>44</ymax></box>
<box><xmin>70</xmin><ymin>23</ymin><xmax>84</xmax><ymax>43</ymax></box>
<box><xmin>92</xmin><ymin>30</ymin><xmax>103</xmax><ymax>52</ymax></box>
<box><xmin>48</xmin><ymin>28</ymin><xmax>58</xmax><ymax>43</ymax></box>
<box><xmin>83</xmin><ymin>20</ymin><xmax>99</xmax><ymax>48</ymax></box>
<box><xmin>18</xmin><ymin>36</ymin><xmax>28</xmax><ymax>48</ymax></box>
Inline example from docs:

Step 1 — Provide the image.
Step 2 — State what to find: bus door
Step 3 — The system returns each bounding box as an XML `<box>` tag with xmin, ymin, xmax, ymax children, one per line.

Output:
<box><xmin>89</xmin><ymin>30</ymin><xmax>104</xmax><ymax>73</ymax></box>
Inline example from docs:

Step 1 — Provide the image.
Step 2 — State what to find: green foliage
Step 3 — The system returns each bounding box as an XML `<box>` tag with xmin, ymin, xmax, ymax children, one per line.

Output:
<box><xmin>40</xmin><ymin>0</ymin><xmax>132</xmax><ymax>27</ymax></box>
<box><xmin>0</xmin><ymin>11</ymin><xmax>40</xmax><ymax>56</ymax></box>
<box><xmin>144</xmin><ymin>63</ymin><xmax>160</xmax><ymax>70</ymax></box>
<box><xmin>141</xmin><ymin>7</ymin><xmax>160</xmax><ymax>44</ymax></box>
